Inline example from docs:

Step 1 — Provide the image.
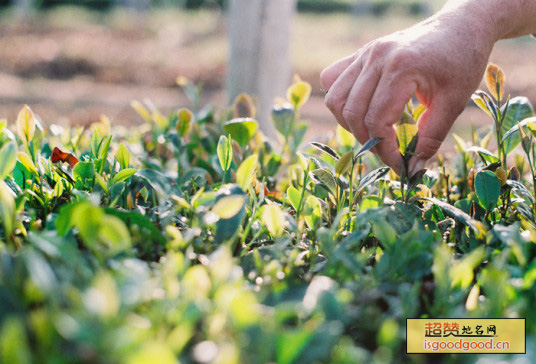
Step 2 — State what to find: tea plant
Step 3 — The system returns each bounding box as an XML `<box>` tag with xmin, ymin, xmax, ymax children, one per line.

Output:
<box><xmin>0</xmin><ymin>67</ymin><xmax>536</xmax><ymax>364</ymax></box>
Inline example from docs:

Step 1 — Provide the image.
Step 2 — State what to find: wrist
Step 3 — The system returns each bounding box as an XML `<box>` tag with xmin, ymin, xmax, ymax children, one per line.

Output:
<box><xmin>441</xmin><ymin>0</ymin><xmax>536</xmax><ymax>41</ymax></box>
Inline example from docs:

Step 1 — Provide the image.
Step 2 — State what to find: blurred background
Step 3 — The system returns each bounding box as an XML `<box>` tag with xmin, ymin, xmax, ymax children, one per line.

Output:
<box><xmin>0</xmin><ymin>0</ymin><xmax>535</xmax><ymax>153</ymax></box>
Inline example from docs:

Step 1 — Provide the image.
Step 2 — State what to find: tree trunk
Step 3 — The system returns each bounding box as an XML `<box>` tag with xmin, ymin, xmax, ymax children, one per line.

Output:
<box><xmin>227</xmin><ymin>0</ymin><xmax>296</xmax><ymax>140</ymax></box>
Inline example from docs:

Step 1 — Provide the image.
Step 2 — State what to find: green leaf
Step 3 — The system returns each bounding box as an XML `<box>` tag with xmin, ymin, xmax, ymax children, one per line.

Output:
<box><xmin>16</xmin><ymin>105</ymin><xmax>36</xmax><ymax>143</ymax></box>
<box><xmin>0</xmin><ymin>142</ymin><xmax>17</xmax><ymax>180</ymax></box>
<box><xmin>354</xmin><ymin>137</ymin><xmax>383</xmax><ymax>160</ymax></box>
<box><xmin>303</xmin><ymin>195</ymin><xmax>322</xmax><ymax>229</ymax></box>
<box><xmin>424</xmin><ymin>198</ymin><xmax>485</xmax><ymax>238</ymax></box>
<box><xmin>262</xmin><ymin>204</ymin><xmax>285</xmax><ymax>237</ymax></box>
<box><xmin>502</xmin><ymin>116</ymin><xmax>536</xmax><ymax>150</ymax></box>
<box><xmin>309</xmin><ymin>168</ymin><xmax>337</xmax><ymax>196</ymax></box>
<box><xmin>223</xmin><ymin>118</ymin><xmax>258</xmax><ymax>147</ymax></box>
<box><xmin>98</xmin><ymin>215</ymin><xmax>132</xmax><ymax>254</ymax></box>
<box><xmin>115</xmin><ymin>143</ymin><xmax>130</xmax><ymax>170</ymax></box>
<box><xmin>217</xmin><ymin>135</ymin><xmax>233</xmax><ymax>172</ymax></box>
<box><xmin>395</xmin><ymin>109</ymin><xmax>418</xmax><ymax>156</ymax></box>
<box><xmin>236</xmin><ymin>154</ymin><xmax>258</xmax><ymax>191</ymax></box>
<box><xmin>17</xmin><ymin>152</ymin><xmax>38</xmax><ymax>175</ymax></box>
<box><xmin>335</xmin><ymin>124</ymin><xmax>356</xmax><ymax>148</ymax></box>
<box><xmin>335</xmin><ymin>151</ymin><xmax>353</xmax><ymax>175</ymax></box>
<box><xmin>271</xmin><ymin>103</ymin><xmax>295</xmax><ymax>139</ymax></box>
<box><xmin>466</xmin><ymin>146</ymin><xmax>499</xmax><ymax>164</ymax></box>
<box><xmin>111</xmin><ymin>168</ymin><xmax>137</xmax><ymax>184</ymax></box>
<box><xmin>212</xmin><ymin>195</ymin><xmax>246</xmax><ymax>219</ymax></box>
<box><xmin>0</xmin><ymin>181</ymin><xmax>15</xmax><ymax>238</ymax></box>
<box><xmin>176</xmin><ymin>108</ymin><xmax>193</xmax><ymax>137</ymax></box>
<box><xmin>310</xmin><ymin>142</ymin><xmax>340</xmax><ymax>160</ymax></box>
<box><xmin>475</xmin><ymin>170</ymin><xmax>501</xmax><ymax>210</ymax></box>
<box><xmin>0</xmin><ymin>317</ymin><xmax>32</xmax><ymax>364</ymax></box>
<box><xmin>357</xmin><ymin>167</ymin><xmax>390</xmax><ymax>192</ymax></box>
<box><xmin>104</xmin><ymin>207</ymin><xmax>167</xmax><ymax>248</ymax></box>
<box><xmin>287</xmin><ymin>186</ymin><xmax>302</xmax><ymax>211</ymax></box>
<box><xmin>277</xmin><ymin>328</ymin><xmax>313</xmax><ymax>364</ymax></box>
<box><xmin>287</xmin><ymin>80</ymin><xmax>311</xmax><ymax>110</ymax></box>
<box><xmin>500</xmin><ymin>96</ymin><xmax>534</xmax><ymax>155</ymax></box>
<box><xmin>91</xmin><ymin>129</ymin><xmax>102</xmax><ymax>158</ymax></box>
<box><xmin>73</xmin><ymin>162</ymin><xmax>95</xmax><ymax>188</ymax></box>
<box><xmin>471</xmin><ymin>90</ymin><xmax>497</xmax><ymax>120</ymax></box>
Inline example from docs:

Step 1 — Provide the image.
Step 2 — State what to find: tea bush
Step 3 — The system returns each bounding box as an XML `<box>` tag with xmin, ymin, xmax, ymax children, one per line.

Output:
<box><xmin>0</xmin><ymin>66</ymin><xmax>535</xmax><ymax>363</ymax></box>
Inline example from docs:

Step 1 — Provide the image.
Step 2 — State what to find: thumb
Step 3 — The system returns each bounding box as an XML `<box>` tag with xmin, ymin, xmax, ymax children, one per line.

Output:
<box><xmin>408</xmin><ymin>98</ymin><xmax>465</xmax><ymax>175</ymax></box>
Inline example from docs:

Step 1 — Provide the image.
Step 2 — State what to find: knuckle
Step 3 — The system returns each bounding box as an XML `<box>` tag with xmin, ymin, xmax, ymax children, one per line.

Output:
<box><xmin>417</xmin><ymin>135</ymin><xmax>442</xmax><ymax>159</ymax></box>
<box><xmin>363</xmin><ymin>111</ymin><xmax>378</xmax><ymax>129</ymax></box>
<box><xmin>324</xmin><ymin>93</ymin><xmax>345</xmax><ymax>113</ymax></box>
<box><xmin>342</xmin><ymin>106</ymin><xmax>359</xmax><ymax>123</ymax></box>
<box><xmin>385</xmin><ymin>48</ymin><xmax>417</xmax><ymax>72</ymax></box>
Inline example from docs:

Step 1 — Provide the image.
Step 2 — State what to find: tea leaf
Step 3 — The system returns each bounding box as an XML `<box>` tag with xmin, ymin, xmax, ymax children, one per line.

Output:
<box><xmin>262</xmin><ymin>204</ymin><xmax>285</xmax><ymax>237</ymax></box>
<box><xmin>354</xmin><ymin>137</ymin><xmax>383</xmax><ymax>160</ymax></box>
<box><xmin>485</xmin><ymin>63</ymin><xmax>505</xmax><ymax>101</ymax></box>
<box><xmin>357</xmin><ymin>167</ymin><xmax>390</xmax><ymax>192</ymax></box>
<box><xmin>309</xmin><ymin>168</ymin><xmax>337</xmax><ymax>196</ymax></box>
<box><xmin>111</xmin><ymin>168</ymin><xmax>137</xmax><ymax>184</ymax></box>
<box><xmin>16</xmin><ymin>105</ymin><xmax>36</xmax><ymax>143</ymax></box>
<box><xmin>287</xmin><ymin>80</ymin><xmax>311</xmax><ymax>110</ymax></box>
<box><xmin>424</xmin><ymin>198</ymin><xmax>485</xmax><ymax>238</ymax></box>
<box><xmin>0</xmin><ymin>317</ymin><xmax>32</xmax><ymax>364</ymax></box>
<box><xmin>0</xmin><ymin>142</ymin><xmax>17</xmax><ymax>180</ymax></box>
<box><xmin>310</xmin><ymin>142</ymin><xmax>340</xmax><ymax>160</ymax></box>
<box><xmin>223</xmin><ymin>118</ymin><xmax>259</xmax><ymax>147</ymax></box>
<box><xmin>287</xmin><ymin>186</ymin><xmax>301</xmax><ymax>211</ymax></box>
<box><xmin>466</xmin><ymin>146</ymin><xmax>499</xmax><ymax>164</ymax></box>
<box><xmin>115</xmin><ymin>143</ymin><xmax>130</xmax><ymax>170</ymax></box>
<box><xmin>176</xmin><ymin>108</ymin><xmax>193</xmax><ymax>137</ymax></box>
<box><xmin>335</xmin><ymin>151</ymin><xmax>353</xmax><ymax>175</ymax></box>
<box><xmin>236</xmin><ymin>154</ymin><xmax>258</xmax><ymax>191</ymax></box>
<box><xmin>303</xmin><ymin>195</ymin><xmax>322</xmax><ymax>229</ymax></box>
<box><xmin>0</xmin><ymin>181</ymin><xmax>15</xmax><ymax>238</ymax></box>
<box><xmin>217</xmin><ymin>135</ymin><xmax>233</xmax><ymax>172</ymax></box>
<box><xmin>233</xmin><ymin>93</ymin><xmax>256</xmax><ymax>118</ymax></box>
<box><xmin>336</xmin><ymin>124</ymin><xmax>356</xmax><ymax>148</ymax></box>
<box><xmin>395</xmin><ymin>109</ymin><xmax>418</xmax><ymax>157</ymax></box>
<box><xmin>130</xmin><ymin>100</ymin><xmax>152</xmax><ymax>123</ymax></box>
<box><xmin>73</xmin><ymin>162</ymin><xmax>95</xmax><ymax>187</ymax></box>
<box><xmin>500</xmin><ymin>97</ymin><xmax>534</xmax><ymax>155</ymax></box>
<box><xmin>271</xmin><ymin>103</ymin><xmax>295</xmax><ymax>139</ymax></box>
<box><xmin>17</xmin><ymin>152</ymin><xmax>38</xmax><ymax>175</ymax></box>
<box><xmin>475</xmin><ymin>171</ymin><xmax>501</xmax><ymax>210</ymax></box>
<box><xmin>472</xmin><ymin>90</ymin><xmax>498</xmax><ymax>121</ymax></box>
<box><xmin>502</xmin><ymin>116</ymin><xmax>536</xmax><ymax>151</ymax></box>
<box><xmin>212</xmin><ymin>195</ymin><xmax>245</xmax><ymax>219</ymax></box>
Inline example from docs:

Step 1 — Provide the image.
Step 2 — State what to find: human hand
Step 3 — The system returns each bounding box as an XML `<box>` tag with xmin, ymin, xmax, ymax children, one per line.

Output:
<box><xmin>321</xmin><ymin>9</ymin><xmax>496</xmax><ymax>175</ymax></box>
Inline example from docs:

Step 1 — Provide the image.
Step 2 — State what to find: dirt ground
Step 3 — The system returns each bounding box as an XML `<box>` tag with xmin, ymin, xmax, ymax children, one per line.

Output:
<box><xmin>1</xmin><ymin>7</ymin><xmax>536</xmax><ymax>156</ymax></box>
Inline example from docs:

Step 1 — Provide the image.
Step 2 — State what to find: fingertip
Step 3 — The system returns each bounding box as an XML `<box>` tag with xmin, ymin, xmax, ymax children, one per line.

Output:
<box><xmin>320</xmin><ymin>55</ymin><xmax>356</xmax><ymax>91</ymax></box>
<box><xmin>408</xmin><ymin>158</ymin><xmax>426</xmax><ymax>177</ymax></box>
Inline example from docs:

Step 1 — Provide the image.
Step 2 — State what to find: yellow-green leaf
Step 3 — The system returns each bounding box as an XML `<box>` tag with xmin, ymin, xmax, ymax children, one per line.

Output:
<box><xmin>212</xmin><ymin>195</ymin><xmax>245</xmax><ymax>219</ymax></box>
<box><xmin>16</xmin><ymin>105</ymin><xmax>36</xmax><ymax>143</ymax></box>
<box><xmin>236</xmin><ymin>154</ymin><xmax>258</xmax><ymax>191</ymax></box>
<box><xmin>262</xmin><ymin>204</ymin><xmax>285</xmax><ymax>237</ymax></box>
<box><xmin>176</xmin><ymin>108</ymin><xmax>193</xmax><ymax>137</ymax></box>
<box><xmin>395</xmin><ymin>110</ymin><xmax>418</xmax><ymax>156</ymax></box>
<box><xmin>130</xmin><ymin>100</ymin><xmax>152</xmax><ymax>123</ymax></box>
<box><xmin>17</xmin><ymin>152</ymin><xmax>38</xmax><ymax>174</ymax></box>
<box><xmin>287</xmin><ymin>80</ymin><xmax>311</xmax><ymax>110</ymax></box>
